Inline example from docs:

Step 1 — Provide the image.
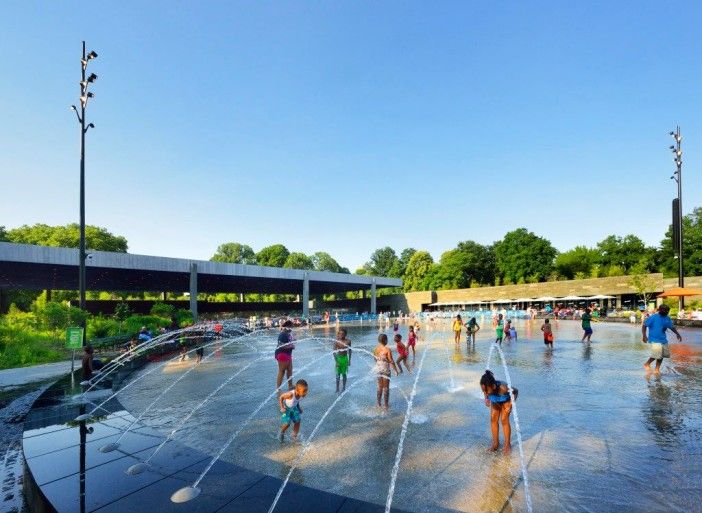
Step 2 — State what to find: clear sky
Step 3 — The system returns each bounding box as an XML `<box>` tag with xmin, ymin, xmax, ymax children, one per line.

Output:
<box><xmin>1</xmin><ymin>1</ymin><xmax>701</xmax><ymax>270</ymax></box>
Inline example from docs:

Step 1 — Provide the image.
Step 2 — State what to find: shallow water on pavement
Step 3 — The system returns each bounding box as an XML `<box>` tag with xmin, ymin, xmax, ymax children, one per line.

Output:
<box><xmin>120</xmin><ymin>319</ymin><xmax>702</xmax><ymax>513</ymax></box>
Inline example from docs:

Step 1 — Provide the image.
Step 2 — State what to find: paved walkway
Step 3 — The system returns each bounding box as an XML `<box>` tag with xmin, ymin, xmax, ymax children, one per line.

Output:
<box><xmin>0</xmin><ymin>360</ymin><xmax>74</xmax><ymax>389</ymax></box>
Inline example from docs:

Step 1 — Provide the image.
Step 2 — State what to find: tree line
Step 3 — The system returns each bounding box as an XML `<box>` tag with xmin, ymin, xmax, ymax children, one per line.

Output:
<box><xmin>360</xmin><ymin>207</ymin><xmax>702</xmax><ymax>291</ymax></box>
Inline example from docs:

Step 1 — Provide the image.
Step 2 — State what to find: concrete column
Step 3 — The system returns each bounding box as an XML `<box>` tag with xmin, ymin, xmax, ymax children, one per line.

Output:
<box><xmin>302</xmin><ymin>273</ymin><xmax>310</xmax><ymax>317</ymax></box>
<box><xmin>189</xmin><ymin>263</ymin><xmax>198</xmax><ymax>322</ymax></box>
<box><xmin>161</xmin><ymin>291</ymin><xmax>167</xmax><ymax>301</ymax></box>
<box><xmin>239</xmin><ymin>293</ymin><xmax>244</xmax><ymax>303</ymax></box>
<box><xmin>371</xmin><ymin>280</ymin><xmax>377</xmax><ymax>314</ymax></box>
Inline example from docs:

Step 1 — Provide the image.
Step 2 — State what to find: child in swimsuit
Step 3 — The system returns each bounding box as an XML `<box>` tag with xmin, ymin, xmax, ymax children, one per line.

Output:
<box><xmin>393</xmin><ymin>320</ymin><xmax>400</xmax><ymax>333</ymax></box>
<box><xmin>504</xmin><ymin>319</ymin><xmax>512</xmax><ymax>342</ymax></box>
<box><xmin>374</xmin><ymin>334</ymin><xmax>399</xmax><ymax>410</ymax></box>
<box><xmin>541</xmin><ymin>319</ymin><xmax>553</xmax><ymax>348</ymax></box>
<box><xmin>452</xmin><ymin>314</ymin><xmax>463</xmax><ymax>344</ymax></box>
<box><xmin>495</xmin><ymin>314</ymin><xmax>504</xmax><ymax>344</ymax></box>
<box><xmin>278</xmin><ymin>379</ymin><xmax>308</xmax><ymax>442</ymax></box>
<box><xmin>407</xmin><ymin>325</ymin><xmax>417</xmax><ymax>361</ymax></box>
<box><xmin>333</xmin><ymin>328</ymin><xmax>352</xmax><ymax>393</ymax></box>
<box><xmin>509</xmin><ymin>326</ymin><xmax>517</xmax><ymax>341</ymax></box>
<box><xmin>394</xmin><ymin>333</ymin><xmax>411</xmax><ymax>374</ymax></box>
<box><xmin>480</xmin><ymin>370</ymin><xmax>518</xmax><ymax>453</ymax></box>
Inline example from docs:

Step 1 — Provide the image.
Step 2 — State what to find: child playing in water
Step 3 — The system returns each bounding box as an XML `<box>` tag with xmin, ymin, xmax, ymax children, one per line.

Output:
<box><xmin>393</xmin><ymin>319</ymin><xmax>400</xmax><ymax>333</ymax></box>
<box><xmin>495</xmin><ymin>314</ymin><xmax>504</xmax><ymax>344</ymax></box>
<box><xmin>278</xmin><ymin>379</ymin><xmax>308</xmax><ymax>442</ymax></box>
<box><xmin>466</xmin><ymin>317</ymin><xmax>480</xmax><ymax>345</ymax></box>
<box><xmin>395</xmin><ymin>334</ymin><xmax>411</xmax><ymax>373</ymax></box>
<box><xmin>374</xmin><ymin>334</ymin><xmax>399</xmax><ymax>410</ymax></box>
<box><xmin>407</xmin><ymin>325</ymin><xmax>417</xmax><ymax>362</ymax></box>
<box><xmin>581</xmin><ymin>308</ymin><xmax>593</xmax><ymax>343</ymax></box>
<box><xmin>509</xmin><ymin>325</ymin><xmax>517</xmax><ymax>341</ymax></box>
<box><xmin>480</xmin><ymin>370</ymin><xmax>518</xmax><ymax>453</ymax></box>
<box><xmin>333</xmin><ymin>328</ymin><xmax>352</xmax><ymax>393</ymax></box>
<box><xmin>453</xmin><ymin>314</ymin><xmax>463</xmax><ymax>344</ymax></box>
<box><xmin>541</xmin><ymin>318</ymin><xmax>553</xmax><ymax>348</ymax></box>
<box><xmin>642</xmin><ymin>304</ymin><xmax>682</xmax><ymax>374</ymax></box>
<box><xmin>504</xmin><ymin>319</ymin><xmax>513</xmax><ymax>342</ymax></box>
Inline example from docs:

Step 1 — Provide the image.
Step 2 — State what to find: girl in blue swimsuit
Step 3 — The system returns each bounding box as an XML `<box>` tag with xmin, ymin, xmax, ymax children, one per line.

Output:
<box><xmin>480</xmin><ymin>370</ymin><xmax>519</xmax><ymax>453</ymax></box>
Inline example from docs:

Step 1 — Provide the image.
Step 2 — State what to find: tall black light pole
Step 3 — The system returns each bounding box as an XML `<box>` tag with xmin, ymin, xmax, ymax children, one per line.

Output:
<box><xmin>71</xmin><ymin>41</ymin><xmax>98</xmax><ymax>345</ymax></box>
<box><xmin>669</xmin><ymin>126</ymin><xmax>684</xmax><ymax>310</ymax></box>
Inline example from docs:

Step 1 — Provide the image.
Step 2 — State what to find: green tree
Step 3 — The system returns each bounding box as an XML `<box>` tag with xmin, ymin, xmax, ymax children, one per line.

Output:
<box><xmin>554</xmin><ymin>246</ymin><xmax>600</xmax><ymax>280</ymax></box>
<box><xmin>210</xmin><ymin>242</ymin><xmax>256</xmax><ymax>264</ymax></box>
<box><xmin>389</xmin><ymin>248</ymin><xmax>417</xmax><ymax>278</ymax></box>
<box><xmin>403</xmin><ymin>251</ymin><xmax>434</xmax><ymax>291</ymax></box>
<box><xmin>310</xmin><ymin>252</ymin><xmax>348</xmax><ymax>273</ymax></box>
<box><xmin>0</xmin><ymin>226</ymin><xmax>7</xmax><ymax>241</ymax></box>
<box><xmin>607</xmin><ymin>264</ymin><xmax>625</xmax><ymax>277</ymax></box>
<box><xmin>658</xmin><ymin>207</ymin><xmax>702</xmax><ymax>277</ymax></box>
<box><xmin>493</xmin><ymin>228</ymin><xmax>557</xmax><ymax>284</ymax></box>
<box><xmin>256</xmin><ymin>244</ymin><xmax>290</xmax><ymax>267</ymax></box>
<box><xmin>629</xmin><ymin>263</ymin><xmax>659</xmax><ymax>306</ymax></box>
<box><xmin>283</xmin><ymin>252</ymin><xmax>314</xmax><ymax>270</ymax></box>
<box><xmin>364</xmin><ymin>247</ymin><xmax>399</xmax><ymax>277</ymax></box>
<box><xmin>596</xmin><ymin>234</ymin><xmax>653</xmax><ymax>274</ymax></box>
<box><xmin>6</xmin><ymin>223</ymin><xmax>128</xmax><ymax>252</ymax></box>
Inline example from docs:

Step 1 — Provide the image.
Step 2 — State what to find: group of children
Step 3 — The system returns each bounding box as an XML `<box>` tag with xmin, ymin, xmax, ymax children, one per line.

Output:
<box><xmin>275</xmin><ymin>320</ymin><xmax>521</xmax><ymax>454</ymax></box>
<box><xmin>278</xmin><ymin>304</ymin><xmax>684</xmax><ymax>455</ymax></box>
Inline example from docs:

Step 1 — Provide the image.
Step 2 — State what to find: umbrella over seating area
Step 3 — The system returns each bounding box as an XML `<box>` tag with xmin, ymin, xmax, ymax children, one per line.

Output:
<box><xmin>657</xmin><ymin>287</ymin><xmax>702</xmax><ymax>298</ymax></box>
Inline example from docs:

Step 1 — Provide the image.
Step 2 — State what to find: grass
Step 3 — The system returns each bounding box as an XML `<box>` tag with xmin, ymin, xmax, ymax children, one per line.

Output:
<box><xmin>0</xmin><ymin>324</ymin><xmax>67</xmax><ymax>370</ymax></box>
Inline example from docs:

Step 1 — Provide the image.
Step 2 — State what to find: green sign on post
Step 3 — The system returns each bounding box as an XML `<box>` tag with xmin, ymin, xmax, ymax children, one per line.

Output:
<box><xmin>66</xmin><ymin>327</ymin><xmax>84</xmax><ymax>349</ymax></box>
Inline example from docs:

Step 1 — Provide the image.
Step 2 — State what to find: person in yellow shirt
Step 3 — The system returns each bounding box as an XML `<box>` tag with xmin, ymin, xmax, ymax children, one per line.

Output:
<box><xmin>452</xmin><ymin>314</ymin><xmax>463</xmax><ymax>344</ymax></box>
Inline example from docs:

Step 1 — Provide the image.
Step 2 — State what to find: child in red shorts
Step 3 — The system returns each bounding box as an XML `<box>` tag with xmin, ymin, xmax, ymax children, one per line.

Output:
<box><xmin>407</xmin><ymin>325</ymin><xmax>417</xmax><ymax>362</ymax></box>
<box><xmin>394</xmin><ymin>333</ymin><xmax>411</xmax><ymax>374</ymax></box>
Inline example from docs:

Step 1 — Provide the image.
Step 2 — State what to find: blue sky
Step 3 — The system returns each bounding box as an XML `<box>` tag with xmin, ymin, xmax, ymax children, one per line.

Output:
<box><xmin>1</xmin><ymin>1</ymin><xmax>701</xmax><ymax>270</ymax></box>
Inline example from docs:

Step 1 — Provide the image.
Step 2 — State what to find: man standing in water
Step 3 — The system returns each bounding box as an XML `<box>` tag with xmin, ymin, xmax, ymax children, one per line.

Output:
<box><xmin>333</xmin><ymin>328</ymin><xmax>352</xmax><ymax>393</ymax></box>
<box><xmin>642</xmin><ymin>304</ymin><xmax>682</xmax><ymax>374</ymax></box>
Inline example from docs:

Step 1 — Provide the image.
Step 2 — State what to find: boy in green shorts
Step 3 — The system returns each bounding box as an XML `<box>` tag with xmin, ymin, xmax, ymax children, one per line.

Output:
<box><xmin>495</xmin><ymin>314</ymin><xmax>504</xmax><ymax>344</ymax></box>
<box><xmin>334</xmin><ymin>328</ymin><xmax>352</xmax><ymax>393</ymax></box>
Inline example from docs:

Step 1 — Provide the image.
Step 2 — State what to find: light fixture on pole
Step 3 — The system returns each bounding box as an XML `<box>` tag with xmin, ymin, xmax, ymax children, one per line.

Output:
<box><xmin>669</xmin><ymin>126</ymin><xmax>684</xmax><ymax>311</ymax></box>
<box><xmin>71</xmin><ymin>41</ymin><xmax>98</xmax><ymax>346</ymax></box>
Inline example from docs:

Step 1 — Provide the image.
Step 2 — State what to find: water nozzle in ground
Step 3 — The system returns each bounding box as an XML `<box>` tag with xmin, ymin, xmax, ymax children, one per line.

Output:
<box><xmin>171</xmin><ymin>486</ymin><xmax>200</xmax><ymax>503</ymax></box>
<box><xmin>99</xmin><ymin>442</ymin><xmax>119</xmax><ymax>453</ymax></box>
<box><xmin>125</xmin><ymin>462</ymin><xmax>149</xmax><ymax>475</ymax></box>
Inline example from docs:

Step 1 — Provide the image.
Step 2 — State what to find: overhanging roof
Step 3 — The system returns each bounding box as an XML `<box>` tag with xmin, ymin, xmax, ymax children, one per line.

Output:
<box><xmin>0</xmin><ymin>242</ymin><xmax>402</xmax><ymax>294</ymax></box>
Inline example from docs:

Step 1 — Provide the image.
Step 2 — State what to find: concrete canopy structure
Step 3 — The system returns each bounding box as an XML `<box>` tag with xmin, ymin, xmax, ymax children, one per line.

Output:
<box><xmin>0</xmin><ymin>242</ymin><xmax>401</xmax><ymax>317</ymax></box>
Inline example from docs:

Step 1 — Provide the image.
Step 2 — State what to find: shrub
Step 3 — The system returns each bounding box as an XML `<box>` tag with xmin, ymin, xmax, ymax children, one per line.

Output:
<box><xmin>4</xmin><ymin>304</ymin><xmax>39</xmax><ymax>330</ymax></box>
<box><xmin>67</xmin><ymin>306</ymin><xmax>88</xmax><ymax>328</ymax></box>
<box><xmin>150</xmin><ymin>302</ymin><xmax>176</xmax><ymax>319</ymax></box>
<box><xmin>175</xmin><ymin>309</ymin><xmax>194</xmax><ymax>327</ymax></box>
<box><xmin>122</xmin><ymin>315</ymin><xmax>170</xmax><ymax>335</ymax></box>
<box><xmin>114</xmin><ymin>302</ymin><xmax>131</xmax><ymax>321</ymax></box>
<box><xmin>0</xmin><ymin>323</ymin><xmax>63</xmax><ymax>369</ymax></box>
<box><xmin>40</xmin><ymin>302</ymin><xmax>69</xmax><ymax>332</ymax></box>
<box><xmin>87</xmin><ymin>316</ymin><xmax>121</xmax><ymax>339</ymax></box>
